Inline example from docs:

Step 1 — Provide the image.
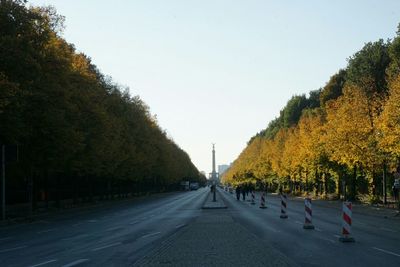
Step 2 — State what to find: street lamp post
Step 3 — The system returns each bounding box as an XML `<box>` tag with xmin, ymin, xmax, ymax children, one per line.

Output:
<box><xmin>210</xmin><ymin>144</ymin><xmax>218</xmax><ymax>202</ymax></box>
<box><xmin>2</xmin><ymin>145</ymin><xmax>5</xmax><ymax>220</ymax></box>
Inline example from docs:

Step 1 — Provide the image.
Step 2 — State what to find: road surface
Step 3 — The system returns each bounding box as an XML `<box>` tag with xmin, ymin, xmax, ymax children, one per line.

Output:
<box><xmin>0</xmin><ymin>189</ymin><xmax>207</xmax><ymax>266</ymax></box>
<box><xmin>220</xmin><ymin>188</ymin><xmax>400</xmax><ymax>267</ymax></box>
<box><xmin>0</xmin><ymin>187</ymin><xmax>399</xmax><ymax>266</ymax></box>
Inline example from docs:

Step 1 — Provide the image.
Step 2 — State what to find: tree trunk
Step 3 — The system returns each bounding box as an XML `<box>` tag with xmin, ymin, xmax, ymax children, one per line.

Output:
<box><xmin>383</xmin><ymin>161</ymin><xmax>387</xmax><ymax>205</ymax></box>
<box><xmin>351</xmin><ymin>165</ymin><xmax>357</xmax><ymax>201</ymax></box>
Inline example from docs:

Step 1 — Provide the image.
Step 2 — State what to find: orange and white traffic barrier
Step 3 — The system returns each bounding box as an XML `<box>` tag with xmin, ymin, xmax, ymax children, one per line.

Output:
<box><xmin>339</xmin><ymin>201</ymin><xmax>355</xmax><ymax>242</ymax></box>
<box><xmin>251</xmin><ymin>191</ymin><xmax>256</xmax><ymax>205</ymax></box>
<box><xmin>259</xmin><ymin>192</ymin><xmax>267</xmax><ymax>209</ymax></box>
<box><xmin>303</xmin><ymin>198</ymin><xmax>315</xmax><ymax>229</ymax></box>
<box><xmin>280</xmin><ymin>194</ymin><xmax>288</xmax><ymax>218</ymax></box>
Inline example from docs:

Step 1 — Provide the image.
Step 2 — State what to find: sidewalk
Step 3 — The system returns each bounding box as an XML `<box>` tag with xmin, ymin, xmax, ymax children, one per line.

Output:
<box><xmin>134</xmin><ymin>209</ymin><xmax>297</xmax><ymax>267</ymax></box>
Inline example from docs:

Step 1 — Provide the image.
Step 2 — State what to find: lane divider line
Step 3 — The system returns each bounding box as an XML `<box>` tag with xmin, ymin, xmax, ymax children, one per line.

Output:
<box><xmin>91</xmin><ymin>242</ymin><xmax>122</xmax><ymax>252</ymax></box>
<box><xmin>379</xmin><ymin>227</ymin><xmax>397</xmax><ymax>233</ymax></box>
<box><xmin>372</xmin><ymin>247</ymin><xmax>400</xmax><ymax>257</ymax></box>
<box><xmin>0</xmin><ymin>237</ymin><xmax>13</xmax><ymax>241</ymax></box>
<box><xmin>61</xmin><ymin>234</ymin><xmax>89</xmax><ymax>241</ymax></box>
<box><xmin>0</xmin><ymin>245</ymin><xmax>27</xmax><ymax>253</ymax></box>
<box><xmin>61</xmin><ymin>259</ymin><xmax>90</xmax><ymax>267</ymax></box>
<box><xmin>320</xmin><ymin>238</ymin><xmax>335</xmax><ymax>244</ymax></box>
<box><xmin>37</xmin><ymin>228</ymin><xmax>56</xmax><ymax>234</ymax></box>
<box><xmin>105</xmin><ymin>226</ymin><xmax>122</xmax><ymax>232</ymax></box>
<box><xmin>140</xmin><ymin>232</ymin><xmax>162</xmax><ymax>239</ymax></box>
<box><xmin>28</xmin><ymin>259</ymin><xmax>58</xmax><ymax>267</ymax></box>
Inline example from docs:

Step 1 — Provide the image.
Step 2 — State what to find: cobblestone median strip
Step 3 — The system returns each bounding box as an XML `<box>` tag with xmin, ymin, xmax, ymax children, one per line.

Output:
<box><xmin>133</xmin><ymin>210</ymin><xmax>297</xmax><ymax>267</ymax></box>
<box><xmin>202</xmin><ymin>190</ymin><xmax>227</xmax><ymax>209</ymax></box>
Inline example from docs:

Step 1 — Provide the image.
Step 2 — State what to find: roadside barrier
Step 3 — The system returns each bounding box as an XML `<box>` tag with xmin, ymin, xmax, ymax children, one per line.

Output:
<box><xmin>251</xmin><ymin>191</ymin><xmax>255</xmax><ymax>205</ymax></box>
<box><xmin>280</xmin><ymin>194</ymin><xmax>288</xmax><ymax>218</ymax></box>
<box><xmin>259</xmin><ymin>192</ymin><xmax>267</xmax><ymax>209</ymax></box>
<box><xmin>303</xmin><ymin>198</ymin><xmax>315</xmax><ymax>229</ymax></box>
<box><xmin>339</xmin><ymin>201</ymin><xmax>355</xmax><ymax>242</ymax></box>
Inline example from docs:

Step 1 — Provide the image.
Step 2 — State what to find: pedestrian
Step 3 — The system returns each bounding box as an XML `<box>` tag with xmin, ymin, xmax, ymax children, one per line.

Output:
<box><xmin>236</xmin><ymin>186</ymin><xmax>241</xmax><ymax>200</ymax></box>
<box><xmin>394</xmin><ymin>186</ymin><xmax>399</xmax><ymax>201</ymax></box>
<box><xmin>279</xmin><ymin>186</ymin><xmax>283</xmax><ymax>195</ymax></box>
<box><xmin>241</xmin><ymin>186</ymin><xmax>246</xmax><ymax>201</ymax></box>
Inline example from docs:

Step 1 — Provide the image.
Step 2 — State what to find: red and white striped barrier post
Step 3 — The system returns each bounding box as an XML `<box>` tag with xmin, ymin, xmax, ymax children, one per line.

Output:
<box><xmin>259</xmin><ymin>192</ymin><xmax>267</xmax><ymax>209</ymax></box>
<box><xmin>251</xmin><ymin>191</ymin><xmax>256</xmax><ymax>205</ymax></box>
<box><xmin>303</xmin><ymin>198</ymin><xmax>315</xmax><ymax>229</ymax></box>
<box><xmin>280</xmin><ymin>194</ymin><xmax>288</xmax><ymax>218</ymax></box>
<box><xmin>339</xmin><ymin>201</ymin><xmax>355</xmax><ymax>242</ymax></box>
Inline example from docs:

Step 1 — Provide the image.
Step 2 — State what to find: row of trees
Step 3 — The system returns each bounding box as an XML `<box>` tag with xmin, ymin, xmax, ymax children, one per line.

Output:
<box><xmin>223</xmin><ymin>25</ymin><xmax>400</xmax><ymax>203</ymax></box>
<box><xmin>0</xmin><ymin>0</ymin><xmax>204</xmax><ymax>212</ymax></box>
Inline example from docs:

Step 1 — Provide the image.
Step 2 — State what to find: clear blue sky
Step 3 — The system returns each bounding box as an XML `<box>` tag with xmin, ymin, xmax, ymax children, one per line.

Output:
<box><xmin>30</xmin><ymin>0</ymin><xmax>400</xmax><ymax>175</ymax></box>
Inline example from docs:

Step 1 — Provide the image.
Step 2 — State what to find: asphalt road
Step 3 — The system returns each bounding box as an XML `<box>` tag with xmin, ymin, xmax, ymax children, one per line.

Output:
<box><xmin>0</xmin><ymin>188</ymin><xmax>208</xmax><ymax>267</ymax></box>
<box><xmin>220</xmin><ymin>189</ymin><xmax>400</xmax><ymax>267</ymax></box>
<box><xmin>1</xmin><ymin>187</ymin><xmax>399</xmax><ymax>266</ymax></box>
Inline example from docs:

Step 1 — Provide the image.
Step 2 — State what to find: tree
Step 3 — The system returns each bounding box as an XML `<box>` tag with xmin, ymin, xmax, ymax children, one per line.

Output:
<box><xmin>320</xmin><ymin>69</ymin><xmax>346</xmax><ymax>106</ymax></box>
<box><xmin>377</xmin><ymin>76</ymin><xmax>400</xmax><ymax>157</ymax></box>
<box><xmin>325</xmin><ymin>84</ymin><xmax>384</xmax><ymax>199</ymax></box>
<box><xmin>346</xmin><ymin>40</ymin><xmax>390</xmax><ymax>95</ymax></box>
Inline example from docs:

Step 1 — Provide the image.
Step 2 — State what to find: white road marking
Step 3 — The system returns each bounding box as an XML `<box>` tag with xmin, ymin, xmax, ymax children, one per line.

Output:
<box><xmin>129</xmin><ymin>220</ymin><xmax>140</xmax><ymax>225</ymax></box>
<box><xmin>33</xmin><ymin>220</ymin><xmax>50</xmax><ymax>224</ymax></box>
<box><xmin>91</xmin><ymin>242</ymin><xmax>121</xmax><ymax>252</ymax></box>
<box><xmin>28</xmin><ymin>259</ymin><xmax>58</xmax><ymax>267</ymax></box>
<box><xmin>320</xmin><ymin>238</ymin><xmax>335</xmax><ymax>243</ymax></box>
<box><xmin>140</xmin><ymin>232</ymin><xmax>162</xmax><ymax>239</ymax></box>
<box><xmin>333</xmin><ymin>234</ymin><xmax>341</xmax><ymax>238</ymax></box>
<box><xmin>87</xmin><ymin>220</ymin><xmax>98</xmax><ymax>223</ymax></box>
<box><xmin>175</xmin><ymin>224</ymin><xmax>186</xmax><ymax>229</ymax></box>
<box><xmin>0</xmin><ymin>237</ymin><xmax>13</xmax><ymax>241</ymax></box>
<box><xmin>379</xmin><ymin>227</ymin><xmax>397</xmax><ymax>233</ymax></box>
<box><xmin>61</xmin><ymin>234</ymin><xmax>89</xmax><ymax>241</ymax></box>
<box><xmin>372</xmin><ymin>247</ymin><xmax>400</xmax><ymax>257</ymax></box>
<box><xmin>105</xmin><ymin>226</ymin><xmax>122</xmax><ymax>232</ymax></box>
<box><xmin>294</xmin><ymin>220</ymin><xmax>303</xmax><ymax>225</ymax></box>
<box><xmin>355</xmin><ymin>222</ymin><xmax>367</xmax><ymax>226</ymax></box>
<box><xmin>315</xmin><ymin>227</ymin><xmax>323</xmax><ymax>232</ymax></box>
<box><xmin>61</xmin><ymin>259</ymin><xmax>89</xmax><ymax>267</ymax></box>
<box><xmin>0</xmin><ymin>245</ymin><xmax>27</xmax><ymax>253</ymax></box>
<box><xmin>37</xmin><ymin>228</ymin><xmax>56</xmax><ymax>234</ymax></box>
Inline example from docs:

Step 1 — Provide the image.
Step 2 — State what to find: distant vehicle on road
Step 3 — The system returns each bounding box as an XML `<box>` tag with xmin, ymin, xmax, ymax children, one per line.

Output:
<box><xmin>180</xmin><ymin>181</ymin><xmax>190</xmax><ymax>191</ymax></box>
<box><xmin>190</xmin><ymin>182</ymin><xmax>199</xmax><ymax>190</ymax></box>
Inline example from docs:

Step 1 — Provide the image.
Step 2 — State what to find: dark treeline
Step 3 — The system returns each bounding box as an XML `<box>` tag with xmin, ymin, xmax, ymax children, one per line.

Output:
<box><xmin>224</xmin><ymin>24</ymin><xmax>400</xmax><ymax>204</ymax></box>
<box><xmin>0</xmin><ymin>0</ymin><xmax>205</xmax><ymax>213</ymax></box>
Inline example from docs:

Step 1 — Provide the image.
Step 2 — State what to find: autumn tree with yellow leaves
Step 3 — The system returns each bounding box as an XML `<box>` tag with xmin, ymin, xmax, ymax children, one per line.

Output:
<box><xmin>223</xmin><ymin>26</ymin><xmax>400</xmax><ymax>203</ymax></box>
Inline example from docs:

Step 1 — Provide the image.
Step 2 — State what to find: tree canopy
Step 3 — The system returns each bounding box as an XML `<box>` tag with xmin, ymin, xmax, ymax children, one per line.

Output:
<box><xmin>223</xmin><ymin>23</ymin><xmax>400</xmax><ymax>202</ymax></box>
<box><xmin>0</xmin><ymin>0</ymin><xmax>204</xmax><ymax>208</ymax></box>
